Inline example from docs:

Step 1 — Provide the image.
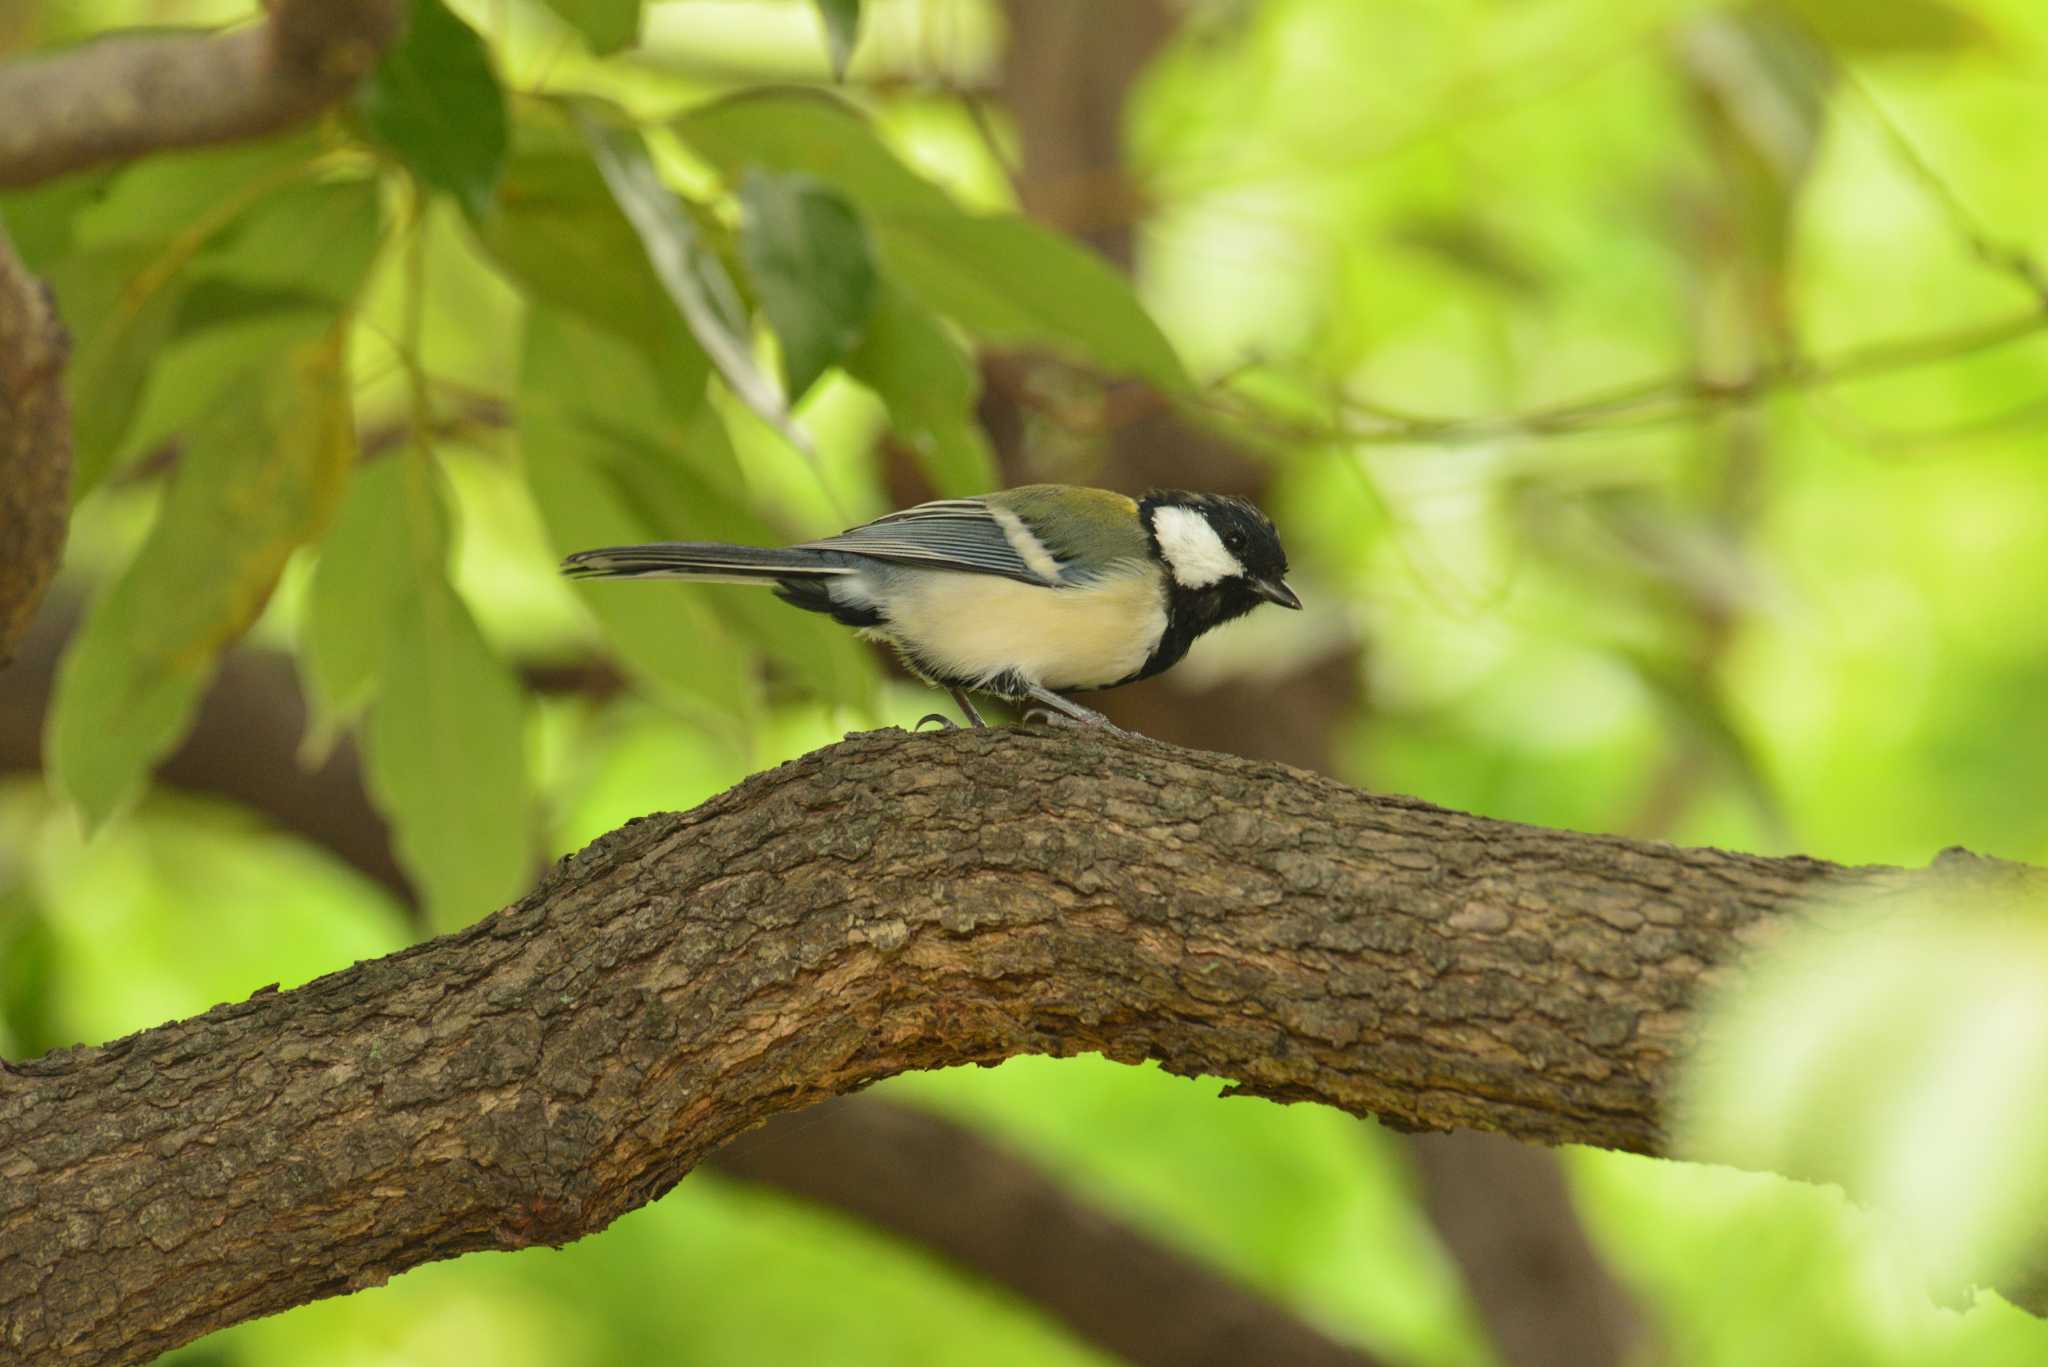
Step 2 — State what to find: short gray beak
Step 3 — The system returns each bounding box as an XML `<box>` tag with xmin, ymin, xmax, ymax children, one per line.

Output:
<box><xmin>1253</xmin><ymin>577</ymin><xmax>1302</xmax><ymax>610</ymax></box>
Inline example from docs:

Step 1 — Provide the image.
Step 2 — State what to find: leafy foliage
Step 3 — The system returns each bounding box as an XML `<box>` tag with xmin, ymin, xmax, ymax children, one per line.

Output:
<box><xmin>8</xmin><ymin>0</ymin><xmax>2048</xmax><ymax>1363</ymax></box>
<box><xmin>358</xmin><ymin>0</ymin><xmax>508</xmax><ymax>219</ymax></box>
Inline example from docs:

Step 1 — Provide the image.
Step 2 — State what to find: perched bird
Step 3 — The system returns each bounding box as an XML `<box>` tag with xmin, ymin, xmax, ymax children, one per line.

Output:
<box><xmin>561</xmin><ymin>484</ymin><xmax>1300</xmax><ymax>731</ymax></box>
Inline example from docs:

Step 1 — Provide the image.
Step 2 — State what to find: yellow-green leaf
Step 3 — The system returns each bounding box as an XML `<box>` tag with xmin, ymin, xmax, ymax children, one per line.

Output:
<box><xmin>49</xmin><ymin>327</ymin><xmax>356</xmax><ymax>827</ymax></box>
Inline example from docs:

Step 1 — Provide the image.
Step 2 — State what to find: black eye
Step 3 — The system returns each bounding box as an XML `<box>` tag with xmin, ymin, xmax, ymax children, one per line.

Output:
<box><xmin>1224</xmin><ymin>530</ymin><xmax>1246</xmax><ymax>551</ymax></box>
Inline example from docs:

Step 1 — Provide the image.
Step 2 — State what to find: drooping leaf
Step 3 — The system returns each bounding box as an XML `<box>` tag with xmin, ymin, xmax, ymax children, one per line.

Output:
<box><xmin>812</xmin><ymin>0</ymin><xmax>862</xmax><ymax>80</ymax></box>
<box><xmin>301</xmin><ymin>457</ymin><xmax>423</xmax><ymax>741</ymax></box>
<box><xmin>359</xmin><ymin>0</ymin><xmax>508</xmax><ymax>218</ymax></box>
<box><xmin>40</xmin><ymin>247</ymin><xmax>193</xmax><ymax>495</ymax></box>
<box><xmin>520</xmin><ymin>307</ymin><xmax>753</xmax><ymax>720</ymax></box>
<box><xmin>580</xmin><ymin>110</ymin><xmax>816</xmax><ymax>454</ymax></box>
<box><xmin>111</xmin><ymin>181</ymin><xmax>384</xmax><ymax>480</ymax></box>
<box><xmin>475</xmin><ymin>112</ymin><xmax>702</xmax><ymax>362</ymax></box>
<box><xmin>541</xmin><ymin>0</ymin><xmax>641</xmax><ymax>54</ymax></box>
<box><xmin>738</xmin><ymin>169</ymin><xmax>877</xmax><ymax>400</ymax></box>
<box><xmin>518</xmin><ymin>306</ymin><xmax>872</xmax><ymax>709</ymax></box>
<box><xmin>49</xmin><ymin>327</ymin><xmax>356</xmax><ymax>827</ymax></box>
<box><xmin>677</xmin><ymin>91</ymin><xmax>1188</xmax><ymax>390</ymax></box>
<box><xmin>363</xmin><ymin>468</ymin><xmax>532</xmax><ymax>931</ymax></box>
<box><xmin>843</xmin><ymin>283</ymin><xmax>996</xmax><ymax>496</ymax></box>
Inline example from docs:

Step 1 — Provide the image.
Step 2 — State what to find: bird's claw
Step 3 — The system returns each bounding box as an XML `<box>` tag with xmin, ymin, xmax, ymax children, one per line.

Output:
<box><xmin>915</xmin><ymin>712</ymin><xmax>958</xmax><ymax>731</ymax></box>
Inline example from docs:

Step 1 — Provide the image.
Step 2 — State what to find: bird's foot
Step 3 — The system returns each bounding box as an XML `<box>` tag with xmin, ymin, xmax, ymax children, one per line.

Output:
<box><xmin>1021</xmin><ymin>687</ymin><xmax>1127</xmax><ymax>736</ymax></box>
<box><xmin>915</xmin><ymin>713</ymin><xmax>958</xmax><ymax>731</ymax></box>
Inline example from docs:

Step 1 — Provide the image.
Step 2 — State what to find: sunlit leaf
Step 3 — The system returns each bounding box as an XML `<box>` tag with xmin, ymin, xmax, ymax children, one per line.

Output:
<box><xmin>580</xmin><ymin>111</ymin><xmax>815</xmax><ymax>454</ymax></box>
<box><xmin>677</xmin><ymin>90</ymin><xmax>1187</xmax><ymax>390</ymax></box>
<box><xmin>812</xmin><ymin>0</ymin><xmax>861</xmax><ymax>80</ymax></box>
<box><xmin>359</xmin><ymin>0</ymin><xmax>508</xmax><ymax>218</ymax></box>
<box><xmin>1681</xmin><ymin>891</ymin><xmax>2048</xmax><ymax>1302</ymax></box>
<box><xmin>364</xmin><ymin>476</ymin><xmax>533</xmax><ymax>931</ymax></box>
<box><xmin>541</xmin><ymin>0</ymin><xmax>640</xmax><ymax>54</ymax></box>
<box><xmin>843</xmin><ymin>283</ymin><xmax>996</xmax><ymax>496</ymax></box>
<box><xmin>739</xmin><ymin>169</ymin><xmax>877</xmax><ymax>400</ymax></box>
<box><xmin>49</xmin><ymin>327</ymin><xmax>356</xmax><ymax>827</ymax></box>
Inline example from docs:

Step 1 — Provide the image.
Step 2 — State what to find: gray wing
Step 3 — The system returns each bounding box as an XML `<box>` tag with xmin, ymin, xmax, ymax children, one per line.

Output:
<box><xmin>795</xmin><ymin>498</ymin><xmax>1061</xmax><ymax>587</ymax></box>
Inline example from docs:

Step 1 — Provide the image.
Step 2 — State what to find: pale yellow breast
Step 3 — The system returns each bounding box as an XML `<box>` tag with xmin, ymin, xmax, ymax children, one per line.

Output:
<box><xmin>874</xmin><ymin>562</ymin><xmax>1165</xmax><ymax>691</ymax></box>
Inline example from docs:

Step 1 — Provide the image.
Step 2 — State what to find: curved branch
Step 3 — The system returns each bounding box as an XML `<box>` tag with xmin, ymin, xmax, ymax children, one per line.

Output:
<box><xmin>0</xmin><ymin>225</ymin><xmax>70</xmax><ymax>664</ymax></box>
<box><xmin>0</xmin><ymin>0</ymin><xmax>404</xmax><ymax>188</ymax></box>
<box><xmin>2</xmin><ymin>727</ymin><xmax>2042</xmax><ymax>1363</ymax></box>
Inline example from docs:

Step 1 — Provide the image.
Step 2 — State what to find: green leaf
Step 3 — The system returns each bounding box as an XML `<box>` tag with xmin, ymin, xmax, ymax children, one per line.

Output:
<box><xmin>812</xmin><ymin>0</ymin><xmax>861</xmax><ymax>80</ymax></box>
<box><xmin>40</xmin><ymin>247</ymin><xmax>193</xmax><ymax>495</ymax></box>
<box><xmin>364</xmin><ymin>471</ymin><xmax>532</xmax><ymax>930</ymax></box>
<box><xmin>49</xmin><ymin>327</ymin><xmax>357</xmax><ymax>826</ymax></box>
<box><xmin>541</xmin><ymin>0</ymin><xmax>641</xmax><ymax>54</ymax></box>
<box><xmin>111</xmin><ymin>181</ymin><xmax>384</xmax><ymax>480</ymax></box>
<box><xmin>580</xmin><ymin>111</ymin><xmax>816</xmax><ymax>453</ymax></box>
<box><xmin>302</xmin><ymin>458</ymin><xmax>423</xmax><ymax>740</ymax></box>
<box><xmin>520</xmin><ymin>307</ymin><xmax>753</xmax><ymax>720</ymax></box>
<box><xmin>843</xmin><ymin>283</ymin><xmax>996</xmax><ymax>496</ymax></box>
<box><xmin>519</xmin><ymin>307</ymin><xmax>873</xmax><ymax>710</ymax></box>
<box><xmin>359</xmin><ymin>0</ymin><xmax>508</xmax><ymax>218</ymax></box>
<box><xmin>677</xmin><ymin>91</ymin><xmax>1188</xmax><ymax>390</ymax></box>
<box><xmin>738</xmin><ymin>170</ymin><xmax>877</xmax><ymax>401</ymax></box>
<box><xmin>475</xmin><ymin>112</ymin><xmax>696</xmax><ymax>358</ymax></box>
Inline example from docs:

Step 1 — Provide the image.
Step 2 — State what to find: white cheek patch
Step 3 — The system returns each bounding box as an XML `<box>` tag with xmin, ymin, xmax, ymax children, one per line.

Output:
<box><xmin>1150</xmin><ymin>505</ymin><xmax>1245</xmax><ymax>589</ymax></box>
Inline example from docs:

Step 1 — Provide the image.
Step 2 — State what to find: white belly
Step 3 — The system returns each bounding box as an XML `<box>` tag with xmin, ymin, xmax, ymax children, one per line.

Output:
<box><xmin>867</xmin><ymin>564</ymin><xmax>1165</xmax><ymax>692</ymax></box>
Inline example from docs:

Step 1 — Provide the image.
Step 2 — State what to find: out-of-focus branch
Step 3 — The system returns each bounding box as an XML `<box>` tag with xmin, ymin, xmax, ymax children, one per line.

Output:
<box><xmin>0</xmin><ymin>224</ymin><xmax>70</xmax><ymax>664</ymax></box>
<box><xmin>710</xmin><ymin>1096</ymin><xmax>1387</xmax><ymax>1367</ymax></box>
<box><xmin>0</xmin><ymin>0</ymin><xmax>404</xmax><ymax>188</ymax></box>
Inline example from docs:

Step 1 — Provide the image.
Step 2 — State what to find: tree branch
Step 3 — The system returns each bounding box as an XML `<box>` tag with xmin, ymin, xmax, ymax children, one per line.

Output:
<box><xmin>0</xmin><ymin>224</ymin><xmax>70</xmax><ymax>665</ymax></box>
<box><xmin>709</xmin><ymin>1096</ymin><xmax>1386</xmax><ymax>1367</ymax></box>
<box><xmin>3</xmin><ymin>727</ymin><xmax>2043</xmax><ymax>1364</ymax></box>
<box><xmin>0</xmin><ymin>0</ymin><xmax>404</xmax><ymax>189</ymax></box>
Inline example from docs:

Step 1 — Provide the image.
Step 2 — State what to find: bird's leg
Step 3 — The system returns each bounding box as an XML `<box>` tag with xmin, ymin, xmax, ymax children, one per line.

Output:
<box><xmin>1020</xmin><ymin>686</ymin><xmax>1127</xmax><ymax>735</ymax></box>
<box><xmin>917</xmin><ymin>688</ymin><xmax>988</xmax><ymax>732</ymax></box>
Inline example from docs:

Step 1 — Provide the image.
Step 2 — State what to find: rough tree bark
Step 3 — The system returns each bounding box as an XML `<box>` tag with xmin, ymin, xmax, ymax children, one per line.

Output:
<box><xmin>0</xmin><ymin>0</ymin><xmax>405</xmax><ymax>187</ymax></box>
<box><xmin>0</xmin><ymin>226</ymin><xmax>70</xmax><ymax>665</ymax></box>
<box><xmin>0</xmin><ymin>607</ymin><xmax>1383</xmax><ymax>1367</ymax></box>
<box><xmin>6</xmin><ymin>726</ymin><xmax>2044</xmax><ymax>1364</ymax></box>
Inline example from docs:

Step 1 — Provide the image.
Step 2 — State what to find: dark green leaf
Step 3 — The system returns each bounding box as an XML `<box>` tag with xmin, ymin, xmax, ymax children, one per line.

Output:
<box><xmin>475</xmin><ymin>113</ymin><xmax>683</xmax><ymax>354</ymax></box>
<box><xmin>359</xmin><ymin>0</ymin><xmax>508</xmax><ymax>218</ymax></box>
<box><xmin>739</xmin><ymin>170</ymin><xmax>877</xmax><ymax>400</ymax></box>
<box><xmin>49</xmin><ymin>327</ymin><xmax>357</xmax><ymax>826</ymax></box>
<box><xmin>541</xmin><ymin>0</ymin><xmax>641</xmax><ymax>54</ymax></box>
<box><xmin>843</xmin><ymin>283</ymin><xmax>996</xmax><ymax>496</ymax></box>
<box><xmin>812</xmin><ymin>0</ymin><xmax>862</xmax><ymax>80</ymax></box>
<box><xmin>677</xmin><ymin>91</ymin><xmax>1187</xmax><ymax>390</ymax></box>
<box><xmin>580</xmin><ymin>111</ymin><xmax>815</xmax><ymax>454</ymax></box>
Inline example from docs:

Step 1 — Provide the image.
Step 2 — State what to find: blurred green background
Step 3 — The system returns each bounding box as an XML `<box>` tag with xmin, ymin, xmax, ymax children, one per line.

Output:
<box><xmin>4</xmin><ymin>0</ymin><xmax>2047</xmax><ymax>1363</ymax></box>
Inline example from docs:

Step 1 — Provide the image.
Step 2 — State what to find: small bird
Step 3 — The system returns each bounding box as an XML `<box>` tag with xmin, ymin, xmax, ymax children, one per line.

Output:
<box><xmin>561</xmin><ymin>484</ymin><xmax>1300</xmax><ymax>731</ymax></box>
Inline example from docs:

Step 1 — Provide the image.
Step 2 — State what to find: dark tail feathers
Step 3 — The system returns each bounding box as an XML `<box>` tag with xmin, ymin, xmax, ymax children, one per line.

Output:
<box><xmin>560</xmin><ymin>542</ymin><xmax>852</xmax><ymax>581</ymax></box>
